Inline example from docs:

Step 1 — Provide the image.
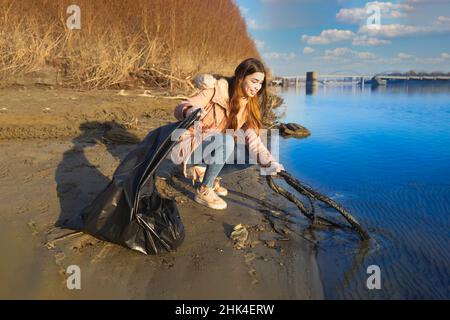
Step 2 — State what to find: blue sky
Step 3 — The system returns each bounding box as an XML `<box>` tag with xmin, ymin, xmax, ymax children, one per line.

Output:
<box><xmin>235</xmin><ymin>0</ymin><xmax>450</xmax><ymax>76</ymax></box>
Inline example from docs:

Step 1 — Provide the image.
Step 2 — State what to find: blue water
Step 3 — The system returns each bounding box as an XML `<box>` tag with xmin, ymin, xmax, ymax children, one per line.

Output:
<box><xmin>275</xmin><ymin>83</ymin><xmax>450</xmax><ymax>299</ymax></box>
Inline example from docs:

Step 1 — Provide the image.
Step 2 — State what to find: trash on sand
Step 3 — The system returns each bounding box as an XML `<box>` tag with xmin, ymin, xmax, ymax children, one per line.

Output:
<box><xmin>230</xmin><ymin>224</ymin><xmax>249</xmax><ymax>249</ymax></box>
<box><xmin>265</xmin><ymin>240</ymin><xmax>276</xmax><ymax>248</ymax></box>
<box><xmin>117</xmin><ymin>89</ymin><xmax>130</xmax><ymax>96</ymax></box>
<box><xmin>138</xmin><ymin>90</ymin><xmax>154</xmax><ymax>97</ymax></box>
<box><xmin>244</xmin><ymin>252</ymin><xmax>257</xmax><ymax>264</ymax></box>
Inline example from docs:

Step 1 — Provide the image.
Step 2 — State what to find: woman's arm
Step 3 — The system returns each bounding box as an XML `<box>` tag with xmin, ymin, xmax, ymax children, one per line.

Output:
<box><xmin>243</xmin><ymin>124</ymin><xmax>275</xmax><ymax>166</ymax></box>
<box><xmin>174</xmin><ymin>88</ymin><xmax>215</xmax><ymax>120</ymax></box>
<box><xmin>242</xmin><ymin>124</ymin><xmax>284</xmax><ymax>175</ymax></box>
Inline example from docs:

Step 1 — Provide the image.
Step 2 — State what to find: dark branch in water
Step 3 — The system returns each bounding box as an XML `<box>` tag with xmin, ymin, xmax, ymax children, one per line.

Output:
<box><xmin>266</xmin><ymin>170</ymin><xmax>370</xmax><ymax>241</ymax></box>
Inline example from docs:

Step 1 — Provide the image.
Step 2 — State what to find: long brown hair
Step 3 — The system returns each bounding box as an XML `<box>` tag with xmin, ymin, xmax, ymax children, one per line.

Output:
<box><xmin>218</xmin><ymin>58</ymin><xmax>268</xmax><ymax>134</ymax></box>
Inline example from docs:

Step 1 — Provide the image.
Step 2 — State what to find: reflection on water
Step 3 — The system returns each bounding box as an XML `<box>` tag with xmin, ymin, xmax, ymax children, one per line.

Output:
<box><xmin>276</xmin><ymin>82</ymin><xmax>450</xmax><ymax>299</ymax></box>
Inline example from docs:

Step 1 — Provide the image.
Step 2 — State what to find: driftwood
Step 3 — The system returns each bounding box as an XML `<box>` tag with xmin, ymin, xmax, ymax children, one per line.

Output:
<box><xmin>277</xmin><ymin>123</ymin><xmax>311</xmax><ymax>138</ymax></box>
<box><xmin>266</xmin><ymin>174</ymin><xmax>314</xmax><ymax>220</ymax></box>
<box><xmin>140</xmin><ymin>92</ymin><xmax>189</xmax><ymax>100</ymax></box>
<box><xmin>266</xmin><ymin>170</ymin><xmax>370</xmax><ymax>241</ymax></box>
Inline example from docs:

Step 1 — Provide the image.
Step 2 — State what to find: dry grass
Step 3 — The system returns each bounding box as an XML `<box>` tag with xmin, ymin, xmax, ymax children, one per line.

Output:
<box><xmin>0</xmin><ymin>0</ymin><xmax>262</xmax><ymax>90</ymax></box>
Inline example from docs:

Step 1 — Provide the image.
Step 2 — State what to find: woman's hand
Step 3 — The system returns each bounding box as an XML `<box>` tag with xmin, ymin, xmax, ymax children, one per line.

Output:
<box><xmin>260</xmin><ymin>161</ymin><xmax>285</xmax><ymax>176</ymax></box>
<box><xmin>185</xmin><ymin>105</ymin><xmax>207</xmax><ymax>118</ymax></box>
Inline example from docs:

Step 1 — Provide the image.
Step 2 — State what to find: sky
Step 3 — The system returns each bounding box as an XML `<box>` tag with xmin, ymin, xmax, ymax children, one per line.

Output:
<box><xmin>235</xmin><ymin>0</ymin><xmax>450</xmax><ymax>76</ymax></box>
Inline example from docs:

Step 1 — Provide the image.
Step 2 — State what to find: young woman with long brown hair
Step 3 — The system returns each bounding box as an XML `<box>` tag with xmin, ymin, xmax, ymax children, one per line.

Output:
<box><xmin>173</xmin><ymin>58</ymin><xmax>284</xmax><ymax>210</ymax></box>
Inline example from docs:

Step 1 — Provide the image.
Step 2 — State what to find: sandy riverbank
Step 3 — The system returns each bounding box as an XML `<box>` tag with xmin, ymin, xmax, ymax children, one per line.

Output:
<box><xmin>0</xmin><ymin>87</ymin><xmax>323</xmax><ymax>299</ymax></box>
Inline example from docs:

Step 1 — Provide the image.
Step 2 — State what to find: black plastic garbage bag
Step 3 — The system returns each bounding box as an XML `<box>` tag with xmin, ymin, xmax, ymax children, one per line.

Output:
<box><xmin>72</xmin><ymin>110</ymin><xmax>200</xmax><ymax>255</ymax></box>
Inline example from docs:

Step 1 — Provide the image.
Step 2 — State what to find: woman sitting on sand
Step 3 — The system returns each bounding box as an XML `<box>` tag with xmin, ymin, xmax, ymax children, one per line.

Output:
<box><xmin>172</xmin><ymin>58</ymin><xmax>284</xmax><ymax>210</ymax></box>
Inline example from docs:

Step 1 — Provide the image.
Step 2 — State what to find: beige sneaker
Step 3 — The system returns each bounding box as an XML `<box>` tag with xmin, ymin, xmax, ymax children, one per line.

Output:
<box><xmin>185</xmin><ymin>166</ymin><xmax>227</xmax><ymax>197</ymax></box>
<box><xmin>213</xmin><ymin>177</ymin><xmax>228</xmax><ymax>197</ymax></box>
<box><xmin>194</xmin><ymin>185</ymin><xmax>227</xmax><ymax>210</ymax></box>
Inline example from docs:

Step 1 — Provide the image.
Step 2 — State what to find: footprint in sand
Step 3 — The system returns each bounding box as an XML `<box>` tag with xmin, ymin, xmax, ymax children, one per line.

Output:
<box><xmin>16</xmin><ymin>206</ymin><xmax>28</xmax><ymax>215</ymax></box>
<box><xmin>0</xmin><ymin>165</ymin><xmax>10</xmax><ymax>178</ymax></box>
<box><xmin>248</xmin><ymin>268</ymin><xmax>259</xmax><ymax>285</ymax></box>
<box><xmin>35</xmin><ymin>166</ymin><xmax>53</xmax><ymax>179</ymax></box>
<box><xmin>91</xmin><ymin>243</ymin><xmax>114</xmax><ymax>263</ymax></box>
<box><xmin>27</xmin><ymin>220</ymin><xmax>39</xmax><ymax>236</ymax></box>
<box><xmin>39</xmin><ymin>203</ymin><xmax>49</xmax><ymax>214</ymax></box>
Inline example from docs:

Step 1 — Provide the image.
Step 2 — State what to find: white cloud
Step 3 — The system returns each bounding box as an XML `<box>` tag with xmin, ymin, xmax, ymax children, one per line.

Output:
<box><xmin>374</xmin><ymin>52</ymin><xmax>450</xmax><ymax>66</ymax></box>
<box><xmin>436</xmin><ymin>16</ymin><xmax>450</xmax><ymax>24</ymax></box>
<box><xmin>403</xmin><ymin>0</ymin><xmax>450</xmax><ymax>4</ymax></box>
<box><xmin>413</xmin><ymin>57</ymin><xmax>445</xmax><ymax>65</ymax></box>
<box><xmin>301</xmin><ymin>22</ymin><xmax>440</xmax><ymax>47</ymax></box>
<box><xmin>246</xmin><ymin>18</ymin><xmax>263</xmax><ymax>30</ymax></box>
<box><xmin>398</xmin><ymin>52</ymin><xmax>415</xmax><ymax>59</ymax></box>
<box><xmin>262</xmin><ymin>52</ymin><xmax>297</xmax><ymax>60</ymax></box>
<box><xmin>239</xmin><ymin>4</ymin><xmax>255</xmax><ymax>30</ymax></box>
<box><xmin>336</xmin><ymin>7</ymin><xmax>366</xmax><ymax>24</ymax></box>
<box><xmin>301</xmin><ymin>29</ymin><xmax>355</xmax><ymax>45</ymax></box>
<box><xmin>358</xmin><ymin>24</ymin><xmax>434</xmax><ymax>37</ymax></box>
<box><xmin>239</xmin><ymin>6</ymin><xmax>249</xmax><ymax>15</ymax></box>
<box><xmin>355</xmin><ymin>18</ymin><xmax>450</xmax><ymax>41</ymax></box>
<box><xmin>322</xmin><ymin>47</ymin><xmax>377</xmax><ymax>61</ymax></box>
<box><xmin>352</xmin><ymin>35</ymin><xmax>391</xmax><ymax>46</ymax></box>
<box><xmin>336</xmin><ymin>1</ymin><xmax>414</xmax><ymax>24</ymax></box>
<box><xmin>390</xmin><ymin>11</ymin><xmax>407</xmax><ymax>18</ymax></box>
<box><xmin>239</xmin><ymin>7</ymin><xmax>267</xmax><ymax>30</ymax></box>
<box><xmin>255</xmin><ymin>40</ymin><xmax>266</xmax><ymax>50</ymax></box>
<box><xmin>303</xmin><ymin>13</ymin><xmax>450</xmax><ymax>51</ymax></box>
<box><xmin>303</xmin><ymin>46</ymin><xmax>315</xmax><ymax>54</ymax></box>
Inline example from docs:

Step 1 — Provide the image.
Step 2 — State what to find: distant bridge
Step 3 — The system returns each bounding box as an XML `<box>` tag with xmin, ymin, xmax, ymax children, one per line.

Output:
<box><xmin>283</xmin><ymin>74</ymin><xmax>370</xmax><ymax>80</ymax></box>
<box><xmin>277</xmin><ymin>74</ymin><xmax>450</xmax><ymax>81</ymax></box>
<box><xmin>281</xmin><ymin>75</ymin><xmax>450</xmax><ymax>80</ymax></box>
<box><xmin>275</xmin><ymin>74</ymin><xmax>450</xmax><ymax>87</ymax></box>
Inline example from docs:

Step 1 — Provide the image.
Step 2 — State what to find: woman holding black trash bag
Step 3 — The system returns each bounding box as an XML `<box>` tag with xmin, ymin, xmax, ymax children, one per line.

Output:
<box><xmin>172</xmin><ymin>58</ymin><xmax>284</xmax><ymax>210</ymax></box>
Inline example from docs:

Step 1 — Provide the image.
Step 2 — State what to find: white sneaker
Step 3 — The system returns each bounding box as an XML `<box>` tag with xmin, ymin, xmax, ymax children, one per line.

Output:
<box><xmin>213</xmin><ymin>177</ymin><xmax>228</xmax><ymax>197</ymax></box>
<box><xmin>194</xmin><ymin>185</ymin><xmax>227</xmax><ymax>210</ymax></box>
<box><xmin>185</xmin><ymin>166</ymin><xmax>227</xmax><ymax>197</ymax></box>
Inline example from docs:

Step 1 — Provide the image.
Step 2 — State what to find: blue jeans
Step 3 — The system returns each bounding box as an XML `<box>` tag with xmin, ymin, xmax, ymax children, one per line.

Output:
<box><xmin>188</xmin><ymin>133</ymin><xmax>255</xmax><ymax>188</ymax></box>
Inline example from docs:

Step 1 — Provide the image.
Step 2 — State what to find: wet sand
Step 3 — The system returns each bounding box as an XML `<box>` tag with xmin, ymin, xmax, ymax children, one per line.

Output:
<box><xmin>0</xmin><ymin>87</ymin><xmax>323</xmax><ymax>299</ymax></box>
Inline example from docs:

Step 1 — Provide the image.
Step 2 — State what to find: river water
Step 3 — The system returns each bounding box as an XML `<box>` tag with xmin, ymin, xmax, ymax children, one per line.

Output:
<box><xmin>274</xmin><ymin>82</ymin><xmax>450</xmax><ymax>299</ymax></box>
